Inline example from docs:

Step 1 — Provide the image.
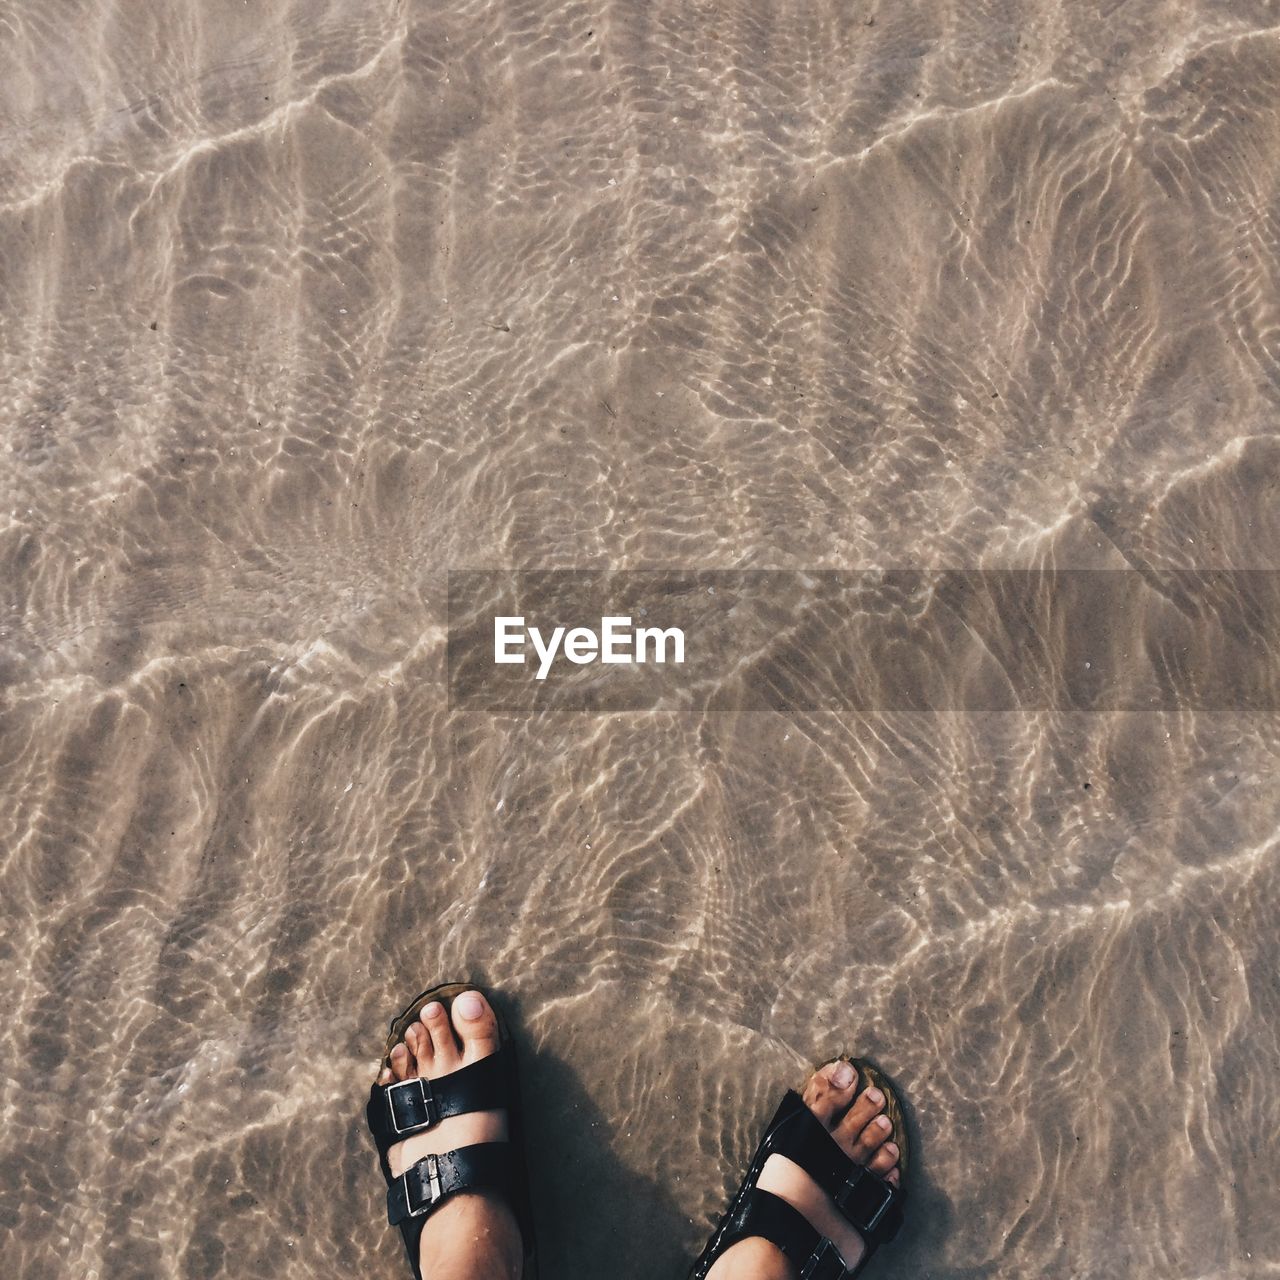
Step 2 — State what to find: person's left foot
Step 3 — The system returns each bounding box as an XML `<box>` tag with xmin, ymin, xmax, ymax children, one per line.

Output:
<box><xmin>706</xmin><ymin>1059</ymin><xmax>901</xmax><ymax>1279</ymax></box>
<box><xmin>376</xmin><ymin>990</ymin><xmax>524</xmax><ymax>1278</ymax></box>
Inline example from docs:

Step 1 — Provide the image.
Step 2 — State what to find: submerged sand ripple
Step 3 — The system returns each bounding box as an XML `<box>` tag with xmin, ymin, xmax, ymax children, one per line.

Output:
<box><xmin>2</xmin><ymin>2</ymin><xmax>1279</xmax><ymax>1277</ymax></box>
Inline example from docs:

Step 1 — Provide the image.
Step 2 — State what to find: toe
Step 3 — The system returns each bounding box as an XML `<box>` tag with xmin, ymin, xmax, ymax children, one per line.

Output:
<box><xmin>451</xmin><ymin>989</ymin><xmax>500</xmax><ymax>1062</ymax></box>
<box><xmin>377</xmin><ymin>1066</ymin><xmax>394</xmax><ymax>1086</ymax></box>
<box><xmin>802</xmin><ymin>1060</ymin><xmax>859</xmax><ymax>1126</ymax></box>
<box><xmin>848</xmin><ymin>1113</ymin><xmax>894</xmax><ymax>1163</ymax></box>
<box><xmin>422</xmin><ymin>1000</ymin><xmax>461</xmax><ymax>1069</ymax></box>
<box><xmin>390</xmin><ymin>1042</ymin><xmax>415</xmax><ymax>1081</ymax></box>
<box><xmin>835</xmin><ymin>1083</ymin><xmax>886</xmax><ymax>1147</ymax></box>
<box><xmin>405</xmin><ymin>1021</ymin><xmax>430</xmax><ymax>1069</ymax></box>
<box><xmin>886</xmin><ymin>1168</ymin><xmax>901</xmax><ymax>1187</ymax></box>
<box><xmin>867</xmin><ymin>1141</ymin><xmax>899</xmax><ymax>1177</ymax></box>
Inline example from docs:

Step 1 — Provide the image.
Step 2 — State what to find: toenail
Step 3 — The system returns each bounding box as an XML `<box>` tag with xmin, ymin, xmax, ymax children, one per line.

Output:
<box><xmin>423</xmin><ymin>1001</ymin><xmax>443</xmax><ymax>1019</ymax></box>
<box><xmin>876</xmin><ymin>1115</ymin><xmax>892</xmax><ymax>1130</ymax></box>
<box><xmin>456</xmin><ymin>992</ymin><xmax>485</xmax><ymax>1021</ymax></box>
<box><xmin>830</xmin><ymin>1062</ymin><xmax>855</xmax><ymax>1088</ymax></box>
<box><xmin>885</xmin><ymin>1142</ymin><xmax>898</xmax><ymax>1156</ymax></box>
<box><xmin>866</xmin><ymin>1087</ymin><xmax>883</xmax><ymax>1105</ymax></box>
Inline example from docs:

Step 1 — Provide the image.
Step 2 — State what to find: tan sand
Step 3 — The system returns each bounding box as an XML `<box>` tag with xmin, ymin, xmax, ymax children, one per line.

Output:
<box><xmin>1</xmin><ymin>3</ymin><xmax>1278</xmax><ymax>1277</ymax></box>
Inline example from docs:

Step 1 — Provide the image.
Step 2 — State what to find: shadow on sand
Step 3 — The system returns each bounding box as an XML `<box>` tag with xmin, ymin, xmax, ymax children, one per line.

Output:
<box><xmin>506</xmin><ymin>1007</ymin><xmax>694</xmax><ymax>1278</ymax></box>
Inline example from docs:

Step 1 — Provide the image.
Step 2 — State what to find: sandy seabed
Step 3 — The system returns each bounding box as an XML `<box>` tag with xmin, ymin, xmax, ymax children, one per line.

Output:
<box><xmin>2</xmin><ymin>2</ymin><xmax>1279</xmax><ymax>1277</ymax></box>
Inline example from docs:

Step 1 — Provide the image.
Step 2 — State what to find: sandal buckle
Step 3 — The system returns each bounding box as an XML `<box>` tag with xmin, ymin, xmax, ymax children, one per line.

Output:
<box><xmin>800</xmin><ymin>1238</ymin><xmax>847</xmax><ymax>1280</ymax></box>
<box><xmin>387</xmin><ymin>1076</ymin><xmax>438</xmax><ymax>1134</ymax></box>
<box><xmin>834</xmin><ymin>1165</ymin><xmax>893</xmax><ymax>1234</ymax></box>
<box><xmin>401</xmin><ymin>1153</ymin><xmax>444</xmax><ymax>1218</ymax></box>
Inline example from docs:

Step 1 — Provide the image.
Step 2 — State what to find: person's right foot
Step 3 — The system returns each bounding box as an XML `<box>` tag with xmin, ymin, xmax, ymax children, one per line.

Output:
<box><xmin>706</xmin><ymin>1060</ymin><xmax>901</xmax><ymax>1279</ymax></box>
<box><xmin>375</xmin><ymin>990</ymin><xmax>524</xmax><ymax>1279</ymax></box>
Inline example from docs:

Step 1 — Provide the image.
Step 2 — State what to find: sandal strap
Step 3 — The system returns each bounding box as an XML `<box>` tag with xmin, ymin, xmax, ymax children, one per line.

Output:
<box><xmin>386</xmin><ymin>1142</ymin><xmax>516</xmax><ymax>1227</ymax></box>
<box><xmin>728</xmin><ymin>1188</ymin><xmax>857</xmax><ymax>1279</ymax></box>
<box><xmin>765</xmin><ymin>1090</ymin><xmax>904</xmax><ymax>1246</ymax></box>
<box><xmin>366</xmin><ymin>1048</ymin><xmax>512</xmax><ymax>1155</ymax></box>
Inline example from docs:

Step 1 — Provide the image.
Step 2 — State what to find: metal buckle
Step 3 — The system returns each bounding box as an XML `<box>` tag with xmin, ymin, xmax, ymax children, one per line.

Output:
<box><xmin>401</xmin><ymin>1153</ymin><xmax>444</xmax><ymax>1218</ymax></box>
<box><xmin>835</xmin><ymin>1165</ymin><xmax>892</xmax><ymax>1233</ymax></box>
<box><xmin>799</xmin><ymin>1238</ymin><xmax>847</xmax><ymax>1280</ymax></box>
<box><xmin>387</xmin><ymin>1076</ymin><xmax>436</xmax><ymax>1134</ymax></box>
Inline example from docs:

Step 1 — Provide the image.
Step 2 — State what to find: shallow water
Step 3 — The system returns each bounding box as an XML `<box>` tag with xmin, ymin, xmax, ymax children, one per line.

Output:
<box><xmin>2</xmin><ymin>2</ymin><xmax>1279</xmax><ymax>1277</ymax></box>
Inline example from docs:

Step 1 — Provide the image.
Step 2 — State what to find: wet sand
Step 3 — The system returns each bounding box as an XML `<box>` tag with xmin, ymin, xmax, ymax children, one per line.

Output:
<box><xmin>2</xmin><ymin>2</ymin><xmax>1279</xmax><ymax>1277</ymax></box>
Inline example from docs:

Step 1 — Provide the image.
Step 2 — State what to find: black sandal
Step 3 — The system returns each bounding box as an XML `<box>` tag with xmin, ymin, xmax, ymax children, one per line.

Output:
<box><xmin>365</xmin><ymin>982</ymin><xmax>537</xmax><ymax>1279</ymax></box>
<box><xmin>690</xmin><ymin>1058</ymin><xmax>908</xmax><ymax>1279</ymax></box>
